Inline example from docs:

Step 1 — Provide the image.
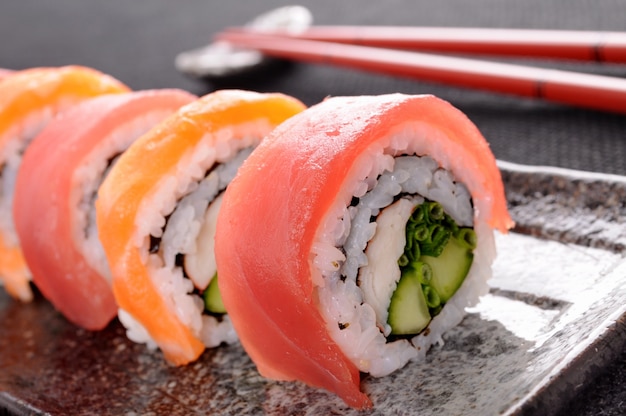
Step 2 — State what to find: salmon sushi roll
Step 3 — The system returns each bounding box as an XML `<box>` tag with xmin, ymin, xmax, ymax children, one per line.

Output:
<box><xmin>215</xmin><ymin>94</ymin><xmax>514</xmax><ymax>408</ymax></box>
<box><xmin>96</xmin><ymin>89</ymin><xmax>306</xmax><ymax>364</ymax></box>
<box><xmin>0</xmin><ymin>65</ymin><xmax>129</xmax><ymax>302</ymax></box>
<box><xmin>13</xmin><ymin>89</ymin><xmax>196</xmax><ymax>330</ymax></box>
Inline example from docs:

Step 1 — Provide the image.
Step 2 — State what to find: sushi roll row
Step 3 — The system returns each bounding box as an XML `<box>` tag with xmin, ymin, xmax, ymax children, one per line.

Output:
<box><xmin>0</xmin><ymin>65</ymin><xmax>512</xmax><ymax>408</ymax></box>
<box><xmin>0</xmin><ymin>65</ymin><xmax>306</xmax><ymax>360</ymax></box>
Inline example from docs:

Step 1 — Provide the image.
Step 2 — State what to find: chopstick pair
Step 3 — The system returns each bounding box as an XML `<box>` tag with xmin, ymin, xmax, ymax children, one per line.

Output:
<box><xmin>216</xmin><ymin>26</ymin><xmax>626</xmax><ymax>114</ymax></box>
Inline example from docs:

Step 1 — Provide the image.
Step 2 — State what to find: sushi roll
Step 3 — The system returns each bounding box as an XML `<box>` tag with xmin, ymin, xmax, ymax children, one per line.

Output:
<box><xmin>13</xmin><ymin>89</ymin><xmax>196</xmax><ymax>330</ymax></box>
<box><xmin>0</xmin><ymin>66</ymin><xmax>129</xmax><ymax>302</ymax></box>
<box><xmin>214</xmin><ymin>94</ymin><xmax>514</xmax><ymax>408</ymax></box>
<box><xmin>96</xmin><ymin>89</ymin><xmax>306</xmax><ymax>364</ymax></box>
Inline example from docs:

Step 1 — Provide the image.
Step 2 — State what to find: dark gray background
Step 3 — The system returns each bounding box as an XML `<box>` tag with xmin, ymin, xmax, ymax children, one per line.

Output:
<box><xmin>1</xmin><ymin>1</ymin><xmax>625</xmax><ymax>415</ymax></box>
<box><xmin>2</xmin><ymin>0</ymin><xmax>626</xmax><ymax>176</ymax></box>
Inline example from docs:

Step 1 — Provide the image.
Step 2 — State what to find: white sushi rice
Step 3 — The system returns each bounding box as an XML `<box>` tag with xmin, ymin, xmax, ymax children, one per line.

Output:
<box><xmin>0</xmin><ymin>107</ymin><xmax>57</xmax><ymax>248</ymax></box>
<box><xmin>313</xmin><ymin>121</ymin><xmax>497</xmax><ymax>377</ymax></box>
<box><xmin>72</xmin><ymin>110</ymin><xmax>179</xmax><ymax>284</ymax></box>
<box><xmin>121</xmin><ymin>120</ymin><xmax>271</xmax><ymax>350</ymax></box>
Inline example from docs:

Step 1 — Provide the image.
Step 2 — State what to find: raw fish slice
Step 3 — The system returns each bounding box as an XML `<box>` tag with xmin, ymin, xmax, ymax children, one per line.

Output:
<box><xmin>0</xmin><ymin>65</ymin><xmax>129</xmax><ymax>302</ymax></box>
<box><xmin>14</xmin><ymin>89</ymin><xmax>196</xmax><ymax>330</ymax></box>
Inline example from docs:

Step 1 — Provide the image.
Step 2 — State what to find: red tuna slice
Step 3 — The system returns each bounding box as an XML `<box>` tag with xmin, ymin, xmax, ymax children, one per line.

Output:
<box><xmin>13</xmin><ymin>89</ymin><xmax>196</xmax><ymax>330</ymax></box>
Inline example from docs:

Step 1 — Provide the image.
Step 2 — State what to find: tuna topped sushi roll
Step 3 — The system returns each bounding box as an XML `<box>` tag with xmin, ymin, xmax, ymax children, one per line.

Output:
<box><xmin>215</xmin><ymin>94</ymin><xmax>514</xmax><ymax>408</ymax></box>
<box><xmin>14</xmin><ymin>89</ymin><xmax>196</xmax><ymax>330</ymax></box>
<box><xmin>96</xmin><ymin>90</ymin><xmax>306</xmax><ymax>365</ymax></box>
<box><xmin>0</xmin><ymin>66</ymin><xmax>129</xmax><ymax>302</ymax></box>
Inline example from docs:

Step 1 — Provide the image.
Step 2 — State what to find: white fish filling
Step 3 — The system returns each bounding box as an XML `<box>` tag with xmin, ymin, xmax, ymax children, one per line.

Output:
<box><xmin>121</xmin><ymin>123</ymin><xmax>268</xmax><ymax>350</ymax></box>
<box><xmin>314</xmin><ymin>123</ymin><xmax>496</xmax><ymax>377</ymax></box>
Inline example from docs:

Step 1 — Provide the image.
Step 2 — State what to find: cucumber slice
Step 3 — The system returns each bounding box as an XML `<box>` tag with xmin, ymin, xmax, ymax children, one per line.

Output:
<box><xmin>421</xmin><ymin>237</ymin><xmax>473</xmax><ymax>303</ymax></box>
<box><xmin>388</xmin><ymin>269</ymin><xmax>431</xmax><ymax>335</ymax></box>
<box><xmin>204</xmin><ymin>274</ymin><xmax>227</xmax><ymax>314</ymax></box>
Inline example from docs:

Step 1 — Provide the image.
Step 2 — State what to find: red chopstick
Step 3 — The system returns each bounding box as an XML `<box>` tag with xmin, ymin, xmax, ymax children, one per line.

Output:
<box><xmin>229</xmin><ymin>26</ymin><xmax>626</xmax><ymax>63</ymax></box>
<box><xmin>217</xmin><ymin>30</ymin><xmax>626</xmax><ymax>114</ymax></box>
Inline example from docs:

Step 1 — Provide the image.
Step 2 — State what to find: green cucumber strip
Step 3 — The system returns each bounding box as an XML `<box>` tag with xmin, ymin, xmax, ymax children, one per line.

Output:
<box><xmin>388</xmin><ymin>269</ymin><xmax>432</xmax><ymax>335</ymax></box>
<box><xmin>421</xmin><ymin>236</ymin><xmax>474</xmax><ymax>303</ymax></box>
<box><xmin>204</xmin><ymin>273</ymin><xmax>227</xmax><ymax>314</ymax></box>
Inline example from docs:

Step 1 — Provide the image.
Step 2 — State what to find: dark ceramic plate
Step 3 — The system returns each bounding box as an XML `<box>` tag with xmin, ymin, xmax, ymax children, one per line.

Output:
<box><xmin>1</xmin><ymin>162</ymin><xmax>625</xmax><ymax>416</ymax></box>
